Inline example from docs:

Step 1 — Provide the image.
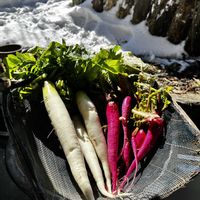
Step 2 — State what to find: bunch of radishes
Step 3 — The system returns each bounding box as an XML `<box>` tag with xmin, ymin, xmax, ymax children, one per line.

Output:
<box><xmin>2</xmin><ymin>42</ymin><xmax>172</xmax><ymax>199</ymax></box>
<box><xmin>43</xmin><ymin>81</ymin><xmax>118</xmax><ymax>199</ymax></box>
<box><xmin>42</xmin><ymin>78</ymin><xmax>168</xmax><ymax>199</ymax></box>
<box><xmin>106</xmin><ymin>95</ymin><xmax>166</xmax><ymax>194</ymax></box>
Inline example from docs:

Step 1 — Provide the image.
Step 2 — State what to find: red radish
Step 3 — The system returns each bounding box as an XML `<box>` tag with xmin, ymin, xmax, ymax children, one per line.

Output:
<box><xmin>134</xmin><ymin>129</ymin><xmax>146</xmax><ymax>150</ymax></box>
<box><xmin>120</xmin><ymin>141</ymin><xmax>131</xmax><ymax>170</ymax></box>
<box><xmin>130</xmin><ymin>135</ymin><xmax>138</xmax><ymax>183</ymax></box>
<box><xmin>106</xmin><ymin>101</ymin><xmax>120</xmax><ymax>193</ymax></box>
<box><xmin>120</xmin><ymin>128</ymin><xmax>153</xmax><ymax>190</ymax></box>
<box><xmin>148</xmin><ymin>117</ymin><xmax>164</xmax><ymax>147</ymax></box>
<box><xmin>119</xmin><ymin>116</ymin><xmax>164</xmax><ymax>191</ymax></box>
<box><xmin>120</xmin><ymin>96</ymin><xmax>132</xmax><ymax>170</ymax></box>
<box><xmin>125</xmin><ymin>128</ymin><xmax>149</xmax><ymax>187</ymax></box>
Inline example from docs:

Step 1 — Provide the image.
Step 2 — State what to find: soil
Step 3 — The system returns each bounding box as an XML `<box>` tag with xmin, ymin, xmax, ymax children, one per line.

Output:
<box><xmin>154</xmin><ymin>61</ymin><xmax>200</xmax><ymax>104</ymax></box>
<box><xmin>158</xmin><ymin>75</ymin><xmax>200</xmax><ymax>103</ymax></box>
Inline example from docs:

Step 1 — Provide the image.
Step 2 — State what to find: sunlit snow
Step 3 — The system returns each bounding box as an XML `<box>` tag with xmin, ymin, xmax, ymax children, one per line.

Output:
<box><xmin>0</xmin><ymin>0</ymin><xmax>187</xmax><ymax>59</ymax></box>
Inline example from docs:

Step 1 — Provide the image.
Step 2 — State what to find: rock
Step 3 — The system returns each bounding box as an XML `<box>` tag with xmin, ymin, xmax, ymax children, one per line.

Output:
<box><xmin>179</xmin><ymin>60</ymin><xmax>200</xmax><ymax>78</ymax></box>
<box><xmin>131</xmin><ymin>0</ymin><xmax>151</xmax><ymax>24</ymax></box>
<box><xmin>147</xmin><ymin>0</ymin><xmax>178</xmax><ymax>37</ymax></box>
<box><xmin>86</xmin><ymin>0</ymin><xmax>200</xmax><ymax>56</ymax></box>
<box><xmin>104</xmin><ymin>0</ymin><xmax>118</xmax><ymax>11</ymax></box>
<box><xmin>116</xmin><ymin>0</ymin><xmax>135</xmax><ymax>19</ymax></box>
<box><xmin>92</xmin><ymin>0</ymin><xmax>104</xmax><ymax>12</ymax></box>
<box><xmin>184</xmin><ymin>1</ymin><xmax>200</xmax><ymax>56</ymax></box>
<box><xmin>72</xmin><ymin>0</ymin><xmax>85</xmax><ymax>5</ymax></box>
<box><xmin>167</xmin><ymin>0</ymin><xmax>195</xmax><ymax>44</ymax></box>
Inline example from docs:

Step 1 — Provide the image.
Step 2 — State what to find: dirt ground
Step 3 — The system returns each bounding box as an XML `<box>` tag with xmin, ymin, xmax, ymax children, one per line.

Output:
<box><xmin>157</xmin><ymin>73</ymin><xmax>200</xmax><ymax>104</ymax></box>
<box><xmin>148</xmin><ymin>59</ymin><xmax>200</xmax><ymax>105</ymax></box>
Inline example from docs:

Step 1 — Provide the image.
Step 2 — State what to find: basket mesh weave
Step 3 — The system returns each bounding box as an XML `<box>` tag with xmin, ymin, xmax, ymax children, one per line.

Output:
<box><xmin>3</xmin><ymin>91</ymin><xmax>200</xmax><ymax>200</ymax></box>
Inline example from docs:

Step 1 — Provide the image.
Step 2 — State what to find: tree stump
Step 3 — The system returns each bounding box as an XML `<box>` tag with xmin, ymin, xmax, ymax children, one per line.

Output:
<box><xmin>89</xmin><ymin>0</ymin><xmax>200</xmax><ymax>57</ymax></box>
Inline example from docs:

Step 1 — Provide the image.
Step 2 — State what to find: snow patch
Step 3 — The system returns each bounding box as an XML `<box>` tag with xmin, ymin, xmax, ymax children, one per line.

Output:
<box><xmin>0</xmin><ymin>0</ymin><xmax>186</xmax><ymax>59</ymax></box>
<box><xmin>0</xmin><ymin>0</ymin><xmax>48</xmax><ymax>8</ymax></box>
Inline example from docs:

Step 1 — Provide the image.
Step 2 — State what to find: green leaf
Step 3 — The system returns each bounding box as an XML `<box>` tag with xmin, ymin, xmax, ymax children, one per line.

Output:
<box><xmin>132</xmin><ymin>72</ymin><xmax>172</xmax><ymax>124</ymax></box>
<box><xmin>113</xmin><ymin>45</ymin><xmax>121</xmax><ymax>53</ymax></box>
<box><xmin>16</xmin><ymin>52</ymin><xmax>36</xmax><ymax>63</ymax></box>
<box><xmin>5</xmin><ymin>54</ymin><xmax>21</xmax><ymax>66</ymax></box>
<box><xmin>104</xmin><ymin>59</ymin><xmax>121</xmax><ymax>71</ymax></box>
<box><xmin>4</xmin><ymin>54</ymin><xmax>22</xmax><ymax>79</ymax></box>
<box><xmin>3</xmin><ymin>42</ymin><xmax>142</xmax><ymax>102</ymax></box>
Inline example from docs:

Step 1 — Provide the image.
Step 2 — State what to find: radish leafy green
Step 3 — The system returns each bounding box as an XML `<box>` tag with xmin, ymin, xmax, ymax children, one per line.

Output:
<box><xmin>2</xmin><ymin>40</ymin><xmax>172</xmax><ymax>114</ymax></box>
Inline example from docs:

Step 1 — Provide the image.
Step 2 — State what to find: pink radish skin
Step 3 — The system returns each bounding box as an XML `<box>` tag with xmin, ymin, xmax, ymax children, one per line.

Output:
<box><xmin>120</xmin><ymin>117</ymin><xmax>164</xmax><ymax>191</ymax></box>
<box><xmin>128</xmin><ymin>128</ymin><xmax>146</xmax><ymax>184</ymax></box>
<box><xmin>120</xmin><ymin>96</ymin><xmax>132</xmax><ymax>170</ymax></box>
<box><xmin>134</xmin><ymin>129</ymin><xmax>146</xmax><ymax>150</ymax></box>
<box><xmin>130</xmin><ymin>135</ymin><xmax>138</xmax><ymax>182</ymax></box>
<box><xmin>120</xmin><ymin>128</ymin><xmax>153</xmax><ymax>190</ymax></box>
<box><xmin>106</xmin><ymin>101</ymin><xmax>120</xmax><ymax>193</ymax></box>
<box><xmin>148</xmin><ymin>117</ymin><xmax>164</xmax><ymax>147</ymax></box>
<box><xmin>122</xmin><ymin>141</ymin><xmax>131</xmax><ymax>171</ymax></box>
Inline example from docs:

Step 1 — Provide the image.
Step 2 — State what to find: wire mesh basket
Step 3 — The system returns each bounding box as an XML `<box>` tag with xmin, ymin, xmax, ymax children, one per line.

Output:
<box><xmin>2</xmin><ymin>89</ymin><xmax>200</xmax><ymax>200</ymax></box>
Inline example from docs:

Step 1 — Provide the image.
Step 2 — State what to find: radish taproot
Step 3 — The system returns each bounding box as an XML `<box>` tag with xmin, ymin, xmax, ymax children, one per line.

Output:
<box><xmin>134</xmin><ymin>129</ymin><xmax>146</xmax><ymax>150</ymax></box>
<box><xmin>76</xmin><ymin>90</ymin><xmax>112</xmax><ymax>193</ymax></box>
<box><xmin>119</xmin><ymin>128</ymin><xmax>153</xmax><ymax>190</ymax></box>
<box><xmin>106</xmin><ymin>101</ymin><xmax>120</xmax><ymax>193</ymax></box>
<box><xmin>130</xmin><ymin>133</ymin><xmax>138</xmax><ymax>184</ymax></box>
<box><xmin>42</xmin><ymin>81</ymin><xmax>94</xmax><ymax>200</ymax></box>
<box><xmin>72</xmin><ymin>115</ymin><xmax>115</xmax><ymax>198</ymax></box>
<box><xmin>119</xmin><ymin>96</ymin><xmax>132</xmax><ymax>170</ymax></box>
<box><xmin>119</xmin><ymin>116</ymin><xmax>164</xmax><ymax>191</ymax></box>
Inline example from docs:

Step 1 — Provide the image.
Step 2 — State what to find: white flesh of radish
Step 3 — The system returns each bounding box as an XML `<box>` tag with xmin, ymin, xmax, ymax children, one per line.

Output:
<box><xmin>76</xmin><ymin>91</ymin><xmax>112</xmax><ymax>193</ymax></box>
<box><xmin>73</xmin><ymin>116</ymin><xmax>115</xmax><ymax>198</ymax></box>
<box><xmin>42</xmin><ymin>81</ymin><xmax>94</xmax><ymax>200</ymax></box>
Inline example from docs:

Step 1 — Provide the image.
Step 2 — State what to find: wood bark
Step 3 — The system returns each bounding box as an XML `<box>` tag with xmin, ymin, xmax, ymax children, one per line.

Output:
<box><xmin>80</xmin><ymin>0</ymin><xmax>200</xmax><ymax>57</ymax></box>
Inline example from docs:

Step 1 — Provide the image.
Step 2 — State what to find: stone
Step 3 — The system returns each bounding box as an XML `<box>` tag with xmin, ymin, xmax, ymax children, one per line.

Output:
<box><xmin>104</xmin><ymin>0</ymin><xmax>118</xmax><ymax>11</ymax></box>
<box><xmin>92</xmin><ymin>0</ymin><xmax>104</xmax><ymax>12</ymax></box>
<box><xmin>116</xmin><ymin>0</ymin><xmax>135</xmax><ymax>19</ymax></box>
<box><xmin>85</xmin><ymin>0</ymin><xmax>200</xmax><ymax>56</ymax></box>
<box><xmin>72</xmin><ymin>0</ymin><xmax>85</xmax><ymax>5</ymax></box>
<box><xmin>131</xmin><ymin>0</ymin><xmax>151</xmax><ymax>24</ymax></box>
<box><xmin>167</xmin><ymin>0</ymin><xmax>195</xmax><ymax>44</ymax></box>
<box><xmin>147</xmin><ymin>0</ymin><xmax>178</xmax><ymax>37</ymax></box>
<box><xmin>185</xmin><ymin>1</ymin><xmax>200</xmax><ymax>56</ymax></box>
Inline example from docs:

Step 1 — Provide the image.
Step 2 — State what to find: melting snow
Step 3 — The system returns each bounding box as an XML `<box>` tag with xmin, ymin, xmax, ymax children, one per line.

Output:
<box><xmin>2</xmin><ymin>0</ymin><xmax>198</xmax><ymax>74</ymax></box>
<box><xmin>0</xmin><ymin>0</ymin><xmax>186</xmax><ymax>59</ymax></box>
